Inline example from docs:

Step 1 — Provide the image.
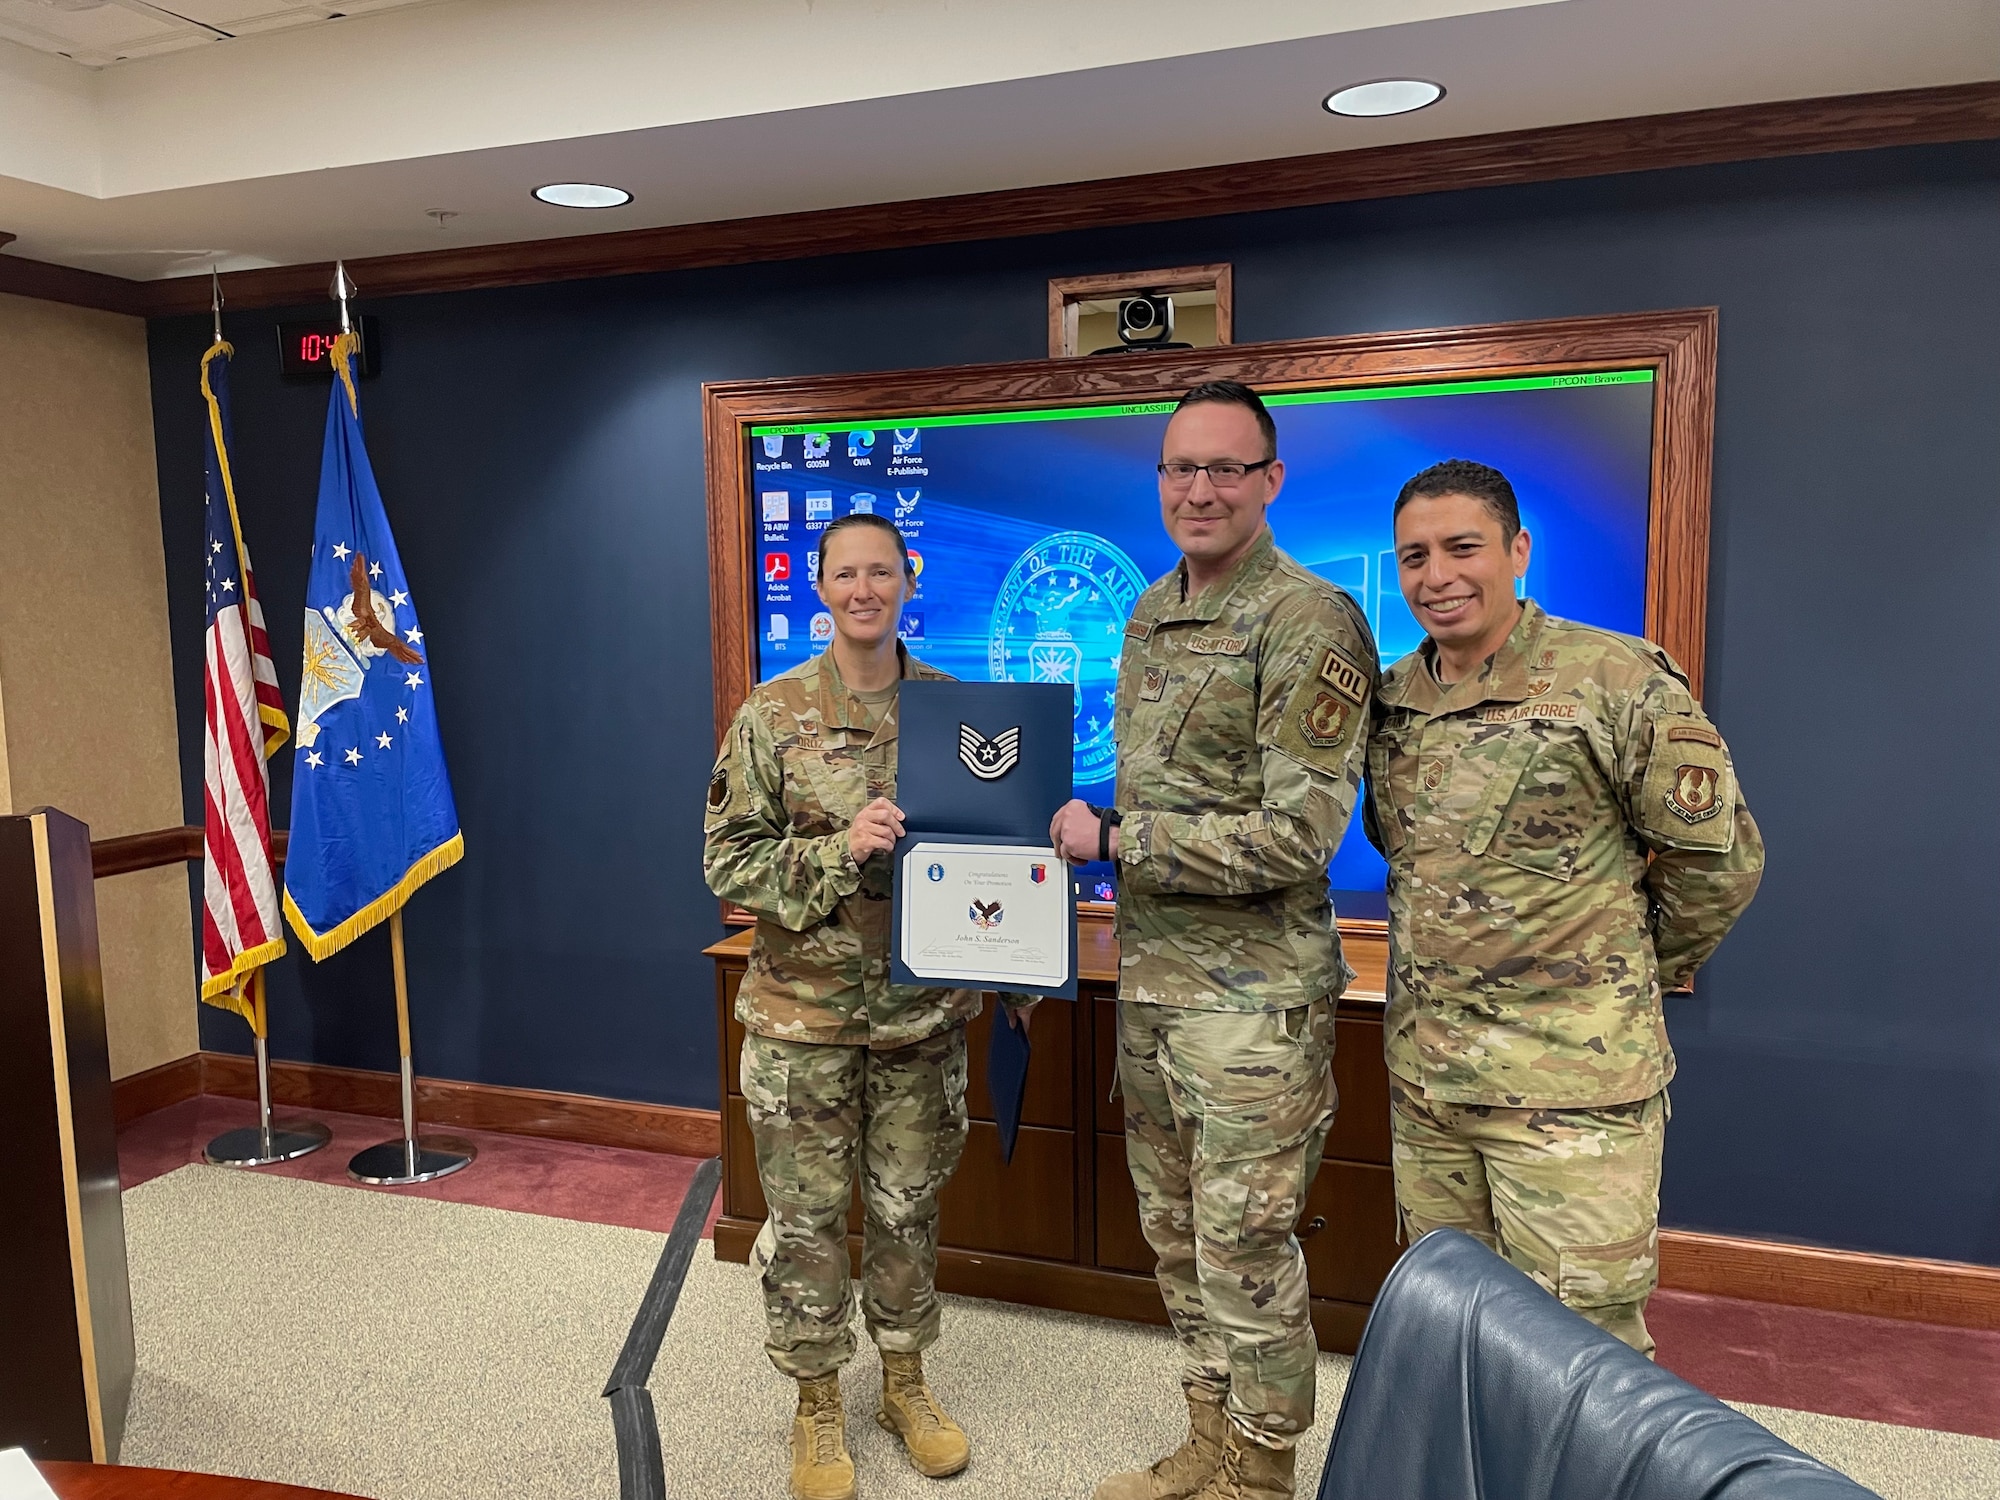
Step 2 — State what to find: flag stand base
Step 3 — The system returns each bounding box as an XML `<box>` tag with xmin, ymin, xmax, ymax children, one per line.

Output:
<box><xmin>347</xmin><ymin>913</ymin><xmax>473</xmax><ymax>1187</ymax></box>
<box><xmin>207</xmin><ymin>1120</ymin><xmax>332</xmax><ymax>1167</ymax></box>
<box><xmin>204</xmin><ymin>1032</ymin><xmax>331</xmax><ymax>1167</ymax></box>
<box><xmin>348</xmin><ymin>1135</ymin><xmax>476</xmax><ymax>1185</ymax></box>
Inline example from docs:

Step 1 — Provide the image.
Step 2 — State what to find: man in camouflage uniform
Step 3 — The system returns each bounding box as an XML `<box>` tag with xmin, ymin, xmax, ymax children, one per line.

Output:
<box><xmin>706</xmin><ymin>512</ymin><xmax>1004</xmax><ymax>1500</ymax></box>
<box><xmin>1367</xmin><ymin>458</ymin><xmax>1764</xmax><ymax>1354</ymax></box>
<box><xmin>1052</xmin><ymin>382</ymin><xmax>1376</xmax><ymax>1500</ymax></box>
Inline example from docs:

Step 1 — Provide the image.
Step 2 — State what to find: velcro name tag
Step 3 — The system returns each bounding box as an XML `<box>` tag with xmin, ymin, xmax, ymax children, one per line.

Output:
<box><xmin>1317</xmin><ymin>645</ymin><xmax>1368</xmax><ymax>706</ymax></box>
<box><xmin>1125</xmin><ymin>619</ymin><xmax>1155</xmax><ymax>641</ymax></box>
<box><xmin>1666</xmin><ymin>724</ymin><xmax>1722</xmax><ymax>747</ymax></box>
<box><xmin>1189</xmin><ymin>632</ymin><xmax>1249</xmax><ymax>655</ymax></box>
<box><xmin>1483</xmin><ymin>701</ymin><xmax>1579</xmax><ymax>725</ymax></box>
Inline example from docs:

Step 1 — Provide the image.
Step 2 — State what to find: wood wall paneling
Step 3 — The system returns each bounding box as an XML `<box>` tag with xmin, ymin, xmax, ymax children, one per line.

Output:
<box><xmin>199</xmin><ymin>1052</ymin><xmax>722</xmax><ymax>1157</ymax></box>
<box><xmin>1658</xmin><ymin>1230</ymin><xmax>2000</xmax><ymax>1333</ymax></box>
<box><xmin>109</xmin><ymin>1053</ymin><xmax>203</xmax><ymax>1127</ymax></box>
<box><xmin>58</xmin><ymin>80</ymin><xmax>1997</xmax><ymax>318</ymax></box>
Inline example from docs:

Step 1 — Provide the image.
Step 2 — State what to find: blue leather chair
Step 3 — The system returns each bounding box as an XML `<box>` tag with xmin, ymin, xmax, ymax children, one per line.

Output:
<box><xmin>1316</xmin><ymin>1229</ymin><xmax>1881</xmax><ymax>1499</ymax></box>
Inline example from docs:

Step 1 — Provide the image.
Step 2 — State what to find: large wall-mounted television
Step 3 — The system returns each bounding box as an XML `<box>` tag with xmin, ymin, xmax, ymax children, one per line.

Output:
<box><xmin>705</xmin><ymin>309</ymin><xmax>1717</xmax><ymax>923</ymax></box>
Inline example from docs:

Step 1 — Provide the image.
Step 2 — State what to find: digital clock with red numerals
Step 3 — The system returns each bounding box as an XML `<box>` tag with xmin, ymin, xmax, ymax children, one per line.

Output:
<box><xmin>276</xmin><ymin>317</ymin><xmax>378</xmax><ymax>378</ymax></box>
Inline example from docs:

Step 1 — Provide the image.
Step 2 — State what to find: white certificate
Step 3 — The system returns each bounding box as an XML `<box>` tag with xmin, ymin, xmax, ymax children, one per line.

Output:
<box><xmin>899</xmin><ymin>841</ymin><xmax>1069</xmax><ymax>989</ymax></box>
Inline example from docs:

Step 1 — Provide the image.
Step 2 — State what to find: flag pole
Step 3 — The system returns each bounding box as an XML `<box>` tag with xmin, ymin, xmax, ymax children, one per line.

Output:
<box><xmin>200</xmin><ymin>265</ymin><xmax>332</xmax><ymax>1170</ymax></box>
<box><xmin>345</xmin><ymin>910</ymin><xmax>475</xmax><ymax>1185</ymax></box>
<box><xmin>204</xmin><ymin>969</ymin><xmax>333</xmax><ymax>1167</ymax></box>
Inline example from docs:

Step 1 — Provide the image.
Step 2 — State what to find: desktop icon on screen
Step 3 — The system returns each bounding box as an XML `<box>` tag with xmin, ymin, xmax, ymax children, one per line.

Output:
<box><xmin>907</xmin><ymin>548</ymin><xmax>924</xmax><ymax>578</ymax></box>
<box><xmin>894</xmin><ymin>488</ymin><xmax>921</xmax><ymax>518</ymax></box>
<box><xmin>768</xmin><ymin>614</ymin><xmax>789</xmax><ymax>642</ymax></box>
<box><xmin>805</xmin><ymin>490</ymin><xmax>833</xmax><ymax>520</ymax></box>
<box><xmin>810</xmin><ymin>611</ymin><xmax>834</xmax><ymax>642</ymax></box>
<box><xmin>803</xmin><ymin>433</ymin><xmax>831</xmax><ymax>460</ymax></box>
<box><xmin>765</xmin><ymin>553</ymin><xmax>791</xmax><ymax>584</ymax></box>
<box><xmin>898</xmin><ymin>612</ymin><xmax>925</xmax><ymax>641</ymax></box>
<box><xmin>760</xmin><ymin>435</ymin><xmax>785</xmax><ymax>459</ymax></box>
<box><xmin>893</xmin><ymin>428</ymin><xmax>921</xmax><ymax>457</ymax></box>
<box><xmin>851</xmin><ymin>493</ymin><xmax>877</xmax><ymax>514</ymax></box>
<box><xmin>806</xmin><ymin>550</ymin><xmax>820</xmax><ymax>584</ymax></box>
<box><xmin>848</xmin><ymin>431</ymin><xmax>876</xmax><ymax>459</ymax></box>
<box><xmin>761</xmin><ymin>491</ymin><xmax>789</xmax><ymax>522</ymax></box>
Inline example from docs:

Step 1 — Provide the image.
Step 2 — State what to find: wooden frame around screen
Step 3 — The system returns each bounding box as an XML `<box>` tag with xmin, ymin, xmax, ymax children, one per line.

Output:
<box><xmin>704</xmin><ymin>306</ymin><xmax>1718</xmax><ymax>751</ymax></box>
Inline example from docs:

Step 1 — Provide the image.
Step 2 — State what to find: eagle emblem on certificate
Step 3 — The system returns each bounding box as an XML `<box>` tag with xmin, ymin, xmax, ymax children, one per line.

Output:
<box><xmin>958</xmin><ymin>723</ymin><xmax>1022</xmax><ymax>780</ymax></box>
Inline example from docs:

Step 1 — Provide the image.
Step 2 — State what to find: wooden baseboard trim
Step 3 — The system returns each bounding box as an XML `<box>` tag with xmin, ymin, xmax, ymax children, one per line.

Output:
<box><xmin>111</xmin><ymin>1054</ymin><xmax>204</xmax><ymax>1128</ymax></box>
<box><xmin>196</xmin><ymin>1052</ymin><xmax>722</xmax><ymax>1157</ymax></box>
<box><xmin>1660</xmin><ymin>1229</ymin><xmax>2000</xmax><ymax>1332</ymax></box>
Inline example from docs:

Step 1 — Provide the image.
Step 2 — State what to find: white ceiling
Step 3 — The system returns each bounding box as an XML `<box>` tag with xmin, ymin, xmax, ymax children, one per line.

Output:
<box><xmin>0</xmin><ymin>0</ymin><xmax>444</xmax><ymax>68</ymax></box>
<box><xmin>0</xmin><ymin>0</ymin><xmax>1995</xmax><ymax>283</ymax></box>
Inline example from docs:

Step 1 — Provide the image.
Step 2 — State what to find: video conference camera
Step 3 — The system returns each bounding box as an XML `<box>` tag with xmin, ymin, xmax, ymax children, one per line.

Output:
<box><xmin>1096</xmin><ymin>293</ymin><xmax>1194</xmax><ymax>354</ymax></box>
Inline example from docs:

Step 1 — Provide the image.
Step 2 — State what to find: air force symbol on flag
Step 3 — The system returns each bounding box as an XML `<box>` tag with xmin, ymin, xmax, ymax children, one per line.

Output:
<box><xmin>958</xmin><ymin>722</ymin><xmax>1021</xmax><ymax>780</ymax></box>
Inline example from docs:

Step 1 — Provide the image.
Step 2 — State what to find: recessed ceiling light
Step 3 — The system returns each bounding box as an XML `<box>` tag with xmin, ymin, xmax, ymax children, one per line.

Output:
<box><xmin>1323</xmin><ymin>79</ymin><xmax>1444</xmax><ymax>118</ymax></box>
<box><xmin>532</xmin><ymin>183</ymin><xmax>633</xmax><ymax>210</ymax></box>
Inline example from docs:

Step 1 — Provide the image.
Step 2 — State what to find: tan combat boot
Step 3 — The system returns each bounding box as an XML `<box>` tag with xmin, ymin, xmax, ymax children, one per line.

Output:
<box><xmin>1092</xmin><ymin>1385</ymin><xmax>1229</xmax><ymax>1500</ymax></box>
<box><xmin>876</xmin><ymin>1351</ymin><xmax>970</xmax><ymax>1477</ymax></box>
<box><xmin>1193</xmin><ymin>1423</ymin><xmax>1296</xmax><ymax>1500</ymax></box>
<box><xmin>789</xmin><ymin>1374</ymin><xmax>856</xmax><ymax>1500</ymax></box>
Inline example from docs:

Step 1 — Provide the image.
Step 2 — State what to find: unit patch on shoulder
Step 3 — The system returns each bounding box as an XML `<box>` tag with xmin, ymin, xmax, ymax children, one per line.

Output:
<box><xmin>1298</xmin><ymin>691</ymin><xmax>1352</xmax><ymax>748</ymax></box>
<box><xmin>1315</xmin><ymin>643</ymin><xmax>1369</xmax><ymax>707</ymax></box>
<box><xmin>1637</xmin><ymin>713</ymin><xmax>1733</xmax><ymax>849</ymax></box>
<box><xmin>1665</xmin><ymin>764</ymin><xmax>1722</xmax><ymax>823</ymax></box>
<box><xmin>707</xmin><ymin>768</ymin><xmax>731</xmax><ymax>811</ymax></box>
<box><xmin>1140</xmin><ymin>665</ymin><xmax>1168</xmax><ymax>702</ymax></box>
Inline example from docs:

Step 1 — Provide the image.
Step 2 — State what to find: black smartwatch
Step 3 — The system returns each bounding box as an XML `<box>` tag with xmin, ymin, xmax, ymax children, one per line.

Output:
<box><xmin>1085</xmin><ymin>803</ymin><xmax>1124</xmax><ymax>862</ymax></box>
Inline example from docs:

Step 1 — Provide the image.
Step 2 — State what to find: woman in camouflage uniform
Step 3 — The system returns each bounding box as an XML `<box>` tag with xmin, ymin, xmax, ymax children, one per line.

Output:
<box><xmin>704</xmin><ymin>512</ymin><xmax>1000</xmax><ymax>1500</ymax></box>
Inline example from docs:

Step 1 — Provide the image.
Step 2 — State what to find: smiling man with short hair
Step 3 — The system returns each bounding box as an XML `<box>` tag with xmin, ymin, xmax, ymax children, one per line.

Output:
<box><xmin>1366</xmin><ymin>457</ymin><xmax>1765</xmax><ymax>1355</ymax></box>
<box><xmin>1051</xmin><ymin>381</ymin><xmax>1377</xmax><ymax>1500</ymax></box>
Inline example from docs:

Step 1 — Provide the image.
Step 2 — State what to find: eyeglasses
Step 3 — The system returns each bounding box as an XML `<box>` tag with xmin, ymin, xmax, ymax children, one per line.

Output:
<box><xmin>1156</xmin><ymin>459</ymin><xmax>1275</xmax><ymax>490</ymax></box>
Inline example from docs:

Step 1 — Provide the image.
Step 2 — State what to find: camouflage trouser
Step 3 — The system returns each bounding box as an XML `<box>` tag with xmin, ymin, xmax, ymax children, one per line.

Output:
<box><xmin>1118</xmin><ymin>998</ymin><xmax>1337</xmax><ymax>1451</ymax></box>
<box><xmin>740</xmin><ymin>1027</ymin><xmax>969</xmax><ymax>1379</ymax></box>
<box><xmin>1388</xmin><ymin>1077</ymin><xmax>1667</xmax><ymax>1356</ymax></box>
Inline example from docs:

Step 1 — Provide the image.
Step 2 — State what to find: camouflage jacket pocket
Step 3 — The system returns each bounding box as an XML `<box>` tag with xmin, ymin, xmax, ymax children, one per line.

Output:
<box><xmin>1459</xmin><ymin>736</ymin><xmax>1538</xmax><ymax>858</ymax></box>
<box><xmin>783</xmin><ymin>743</ymin><xmax>868</xmax><ymax>836</ymax></box>
<box><xmin>1365</xmin><ymin>738</ymin><xmax>1406</xmax><ymax>857</ymax></box>
<box><xmin>1486</xmin><ymin>745</ymin><xmax>1582</xmax><ymax>882</ymax></box>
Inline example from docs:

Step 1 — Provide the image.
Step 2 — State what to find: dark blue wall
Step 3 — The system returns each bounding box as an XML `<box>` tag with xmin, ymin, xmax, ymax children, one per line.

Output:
<box><xmin>149</xmin><ymin>140</ymin><xmax>2000</xmax><ymax>1265</ymax></box>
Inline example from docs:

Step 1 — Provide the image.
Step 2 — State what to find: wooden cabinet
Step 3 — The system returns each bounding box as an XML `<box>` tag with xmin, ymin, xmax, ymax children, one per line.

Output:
<box><xmin>707</xmin><ymin>915</ymin><xmax>1401</xmax><ymax>1353</ymax></box>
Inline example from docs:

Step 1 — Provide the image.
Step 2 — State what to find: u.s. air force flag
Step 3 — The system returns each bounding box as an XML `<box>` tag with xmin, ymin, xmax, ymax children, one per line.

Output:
<box><xmin>283</xmin><ymin>332</ymin><xmax>462</xmax><ymax>959</ymax></box>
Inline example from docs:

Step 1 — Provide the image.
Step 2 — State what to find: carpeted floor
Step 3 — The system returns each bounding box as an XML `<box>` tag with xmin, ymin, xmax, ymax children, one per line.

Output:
<box><xmin>119</xmin><ymin>1165</ymin><xmax>2000</xmax><ymax>1500</ymax></box>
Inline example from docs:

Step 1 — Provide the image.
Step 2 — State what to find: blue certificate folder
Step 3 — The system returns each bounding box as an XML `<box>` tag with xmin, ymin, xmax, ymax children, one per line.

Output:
<box><xmin>889</xmin><ymin>680</ymin><xmax>1078</xmax><ymax>1001</ymax></box>
<box><xmin>893</xmin><ymin>680</ymin><xmax>1075</xmax><ymax>838</ymax></box>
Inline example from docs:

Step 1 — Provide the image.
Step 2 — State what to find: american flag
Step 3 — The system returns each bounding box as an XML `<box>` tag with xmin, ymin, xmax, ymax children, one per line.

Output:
<box><xmin>200</xmin><ymin>341</ymin><xmax>290</xmax><ymax>1013</ymax></box>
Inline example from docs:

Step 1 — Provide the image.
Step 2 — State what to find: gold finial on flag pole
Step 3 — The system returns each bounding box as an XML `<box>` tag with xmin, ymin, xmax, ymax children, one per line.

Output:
<box><xmin>210</xmin><ymin>266</ymin><xmax>224</xmax><ymax>346</ymax></box>
<box><xmin>330</xmin><ymin>259</ymin><xmax>356</xmax><ymax>334</ymax></box>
